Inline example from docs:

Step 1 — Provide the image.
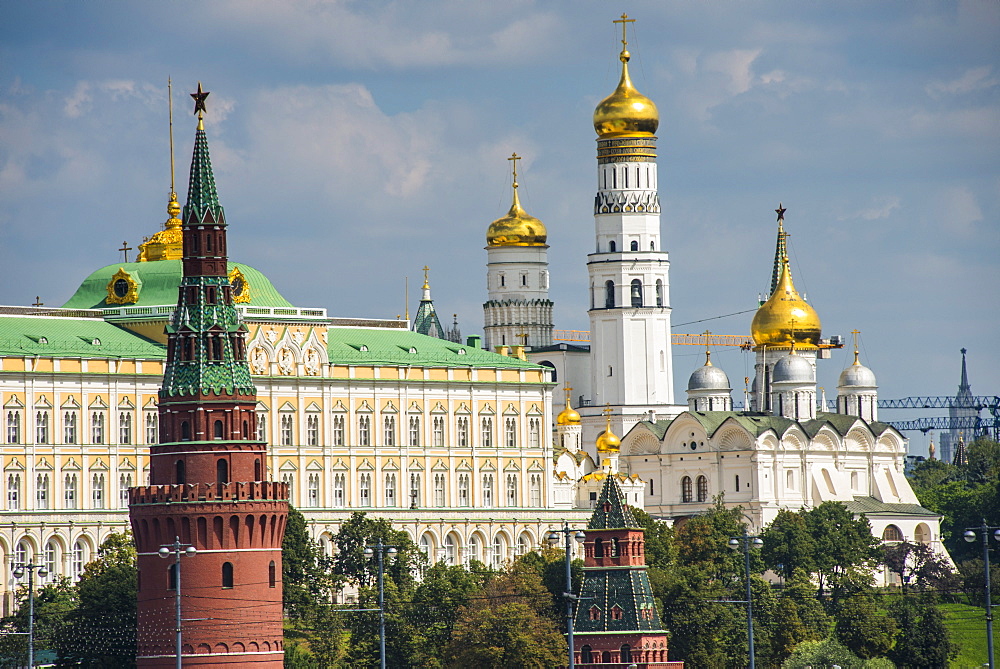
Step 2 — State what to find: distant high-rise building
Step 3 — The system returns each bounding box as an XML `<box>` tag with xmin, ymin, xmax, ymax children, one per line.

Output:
<box><xmin>939</xmin><ymin>348</ymin><xmax>976</xmax><ymax>464</ymax></box>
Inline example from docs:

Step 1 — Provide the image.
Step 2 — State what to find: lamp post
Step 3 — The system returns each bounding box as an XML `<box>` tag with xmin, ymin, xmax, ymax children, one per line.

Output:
<box><xmin>728</xmin><ymin>530</ymin><xmax>763</xmax><ymax>669</ymax></box>
<box><xmin>12</xmin><ymin>561</ymin><xmax>49</xmax><ymax>668</ymax></box>
<box><xmin>547</xmin><ymin>524</ymin><xmax>587</xmax><ymax>669</ymax></box>
<box><xmin>963</xmin><ymin>520</ymin><xmax>1000</xmax><ymax>669</ymax></box>
<box><xmin>364</xmin><ymin>540</ymin><xmax>398</xmax><ymax>669</ymax></box>
<box><xmin>157</xmin><ymin>536</ymin><xmax>197</xmax><ymax>669</ymax></box>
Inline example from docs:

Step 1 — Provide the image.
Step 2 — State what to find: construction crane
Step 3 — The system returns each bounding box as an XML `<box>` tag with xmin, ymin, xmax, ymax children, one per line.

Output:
<box><xmin>554</xmin><ymin>330</ymin><xmax>755</xmax><ymax>348</ymax></box>
<box><xmin>870</xmin><ymin>396</ymin><xmax>1000</xmax><ymax>441</ymax></box>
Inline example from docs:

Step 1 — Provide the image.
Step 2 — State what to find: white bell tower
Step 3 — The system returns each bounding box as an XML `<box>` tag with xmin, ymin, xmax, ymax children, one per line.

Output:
<box><xmin>584</xmin><ymin>15</ymin><xmax>674</xmax><ymax>440</ymax></box>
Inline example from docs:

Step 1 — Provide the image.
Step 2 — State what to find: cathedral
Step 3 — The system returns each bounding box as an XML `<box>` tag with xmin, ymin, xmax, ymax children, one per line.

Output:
<box><xmin>0</xmin><ymin>15</ymin><xmax>949</xmax><ymax>635</ymax></box>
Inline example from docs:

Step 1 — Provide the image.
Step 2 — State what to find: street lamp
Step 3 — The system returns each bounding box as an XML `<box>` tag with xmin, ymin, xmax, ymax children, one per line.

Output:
<box><xmin>547</xmin><ymin>524</ymin><xmax>587</xmax><ymax>669</ymax></box>
<box><xmin>158</xmin><ymin>536</ymin><xmax>197</xmax><ymax>669</ymax></box>
<box><xmin>728</xmin><ymin>530</ymin><xmax>764</xmax><ymax>669</ymax></box>
<box><xmin>12</xmin><ymin>561</ymin><xmax>49</xmax><ymax>668</ymax></box>
<box><xmin>363</xmin><ymin>541</ymin><xmax>398</xmax><ymax>669</ymax></box>
<box><xmin>963</xmin><ymin>520</ymin><xmax>1000</xmax><ymax>669</ymax></box>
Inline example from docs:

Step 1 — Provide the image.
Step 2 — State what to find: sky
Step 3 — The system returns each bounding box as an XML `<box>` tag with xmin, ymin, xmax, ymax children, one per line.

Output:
<box><xmin>1</xmin><ymin>1</ymin><xmax>997</xmax><ymax>454</ymax></box>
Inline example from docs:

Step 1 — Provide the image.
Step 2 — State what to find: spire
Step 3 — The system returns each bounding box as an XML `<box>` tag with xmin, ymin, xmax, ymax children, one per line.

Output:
<box><xmin>183</xmin><ymin>82</ymin><xmax>225</xmax><ymax>228</ymax></box>
<box><xmin>769</xmin><ymin>203</ymin><xmax>788</xmax><ymax>297</ymax></box>
<box><xmin>138</xmin><ymin>78</ymin><xmax>184</xmax><ymax>262</ymax></box>
<box><xmin>952</xmin><ymin>434</ymin><xmax>968</xmax><ymax>466</ymax></box>
<box><xmin>959</xmin><ymin>348</ymin><xmax>971</xmax><ymax>394</ymax></box>
<box><xmin>412</xmin><ymin>266</ymin><xmax>446</xmax><ymax>339</ymax></box>
<box><xmin>703</xmin><ymin>329</ymin><xmax>713</xmax><ymax>366</ymax></box>
<box><xmin>852</xmin><ymin>328</ymin><xmax>861</xmax><ymax>365</ymax></box>
<box><xmin>587</xmin><ymin>476</ymin><xmax>639</xmax><ymax>530</ymax></box>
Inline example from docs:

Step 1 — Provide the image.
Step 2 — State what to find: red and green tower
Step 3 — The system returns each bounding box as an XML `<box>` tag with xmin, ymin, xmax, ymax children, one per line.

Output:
<box><xmin>129</xmin><ymin>84</ymin><xmax>288</xmax><ymax>667</ymax></box>
<box><xmin>573</xmin><ymin>476</ymin><xmax>682</xmax><ymax>668</ymax></box>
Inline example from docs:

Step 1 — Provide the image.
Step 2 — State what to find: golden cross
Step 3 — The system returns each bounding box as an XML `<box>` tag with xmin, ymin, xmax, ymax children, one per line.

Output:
<box><xmin>563</xmin><ymin>385</ymin><xmax>573</xmax><ymax>402</ymax></box>
<box><xmin>508</xmin><ymin>152</ymin><xmax>520</xmax><ymax>187</ymax></box>
<box><xmin>789</xmin><ymin>318</ymin><xmax>797</xmax><ymax>350</ymax></box>
<box><xmin>119</xmin><ymin>240</ymin><xmax>133</xmax><ymax>262</ymax></box>
<box><xmin>702</xmin><ymin>330</ymin><xmax>712</xmax><ymax>362</ymax></box>
<box><xmin>851</xmin><ymin>328</ymin><xmax>861</xmax><ymax>363</ymax></box>
<box><xmin>613</xmin><ymin>13</ymin><xmax>635</xmax><ymax>49</ymax></box>
<box><xmin>515</xmin><ymin>332</ymin><xmax>529</xmax><ymax>345</ymax></box>
<box><xmin>32</xmin><ymin>297</ymin><xmax>43</xmax><ymax>307</ymax></box>
<box><xmin>602</xmin><ymin>403</ymin><xmax>613</xmax><ymax>417</ymax></box>
<box><xmin>422</xmin><ymin>265</ymin><xmax>430</xmax><ymax>290</ymax></box>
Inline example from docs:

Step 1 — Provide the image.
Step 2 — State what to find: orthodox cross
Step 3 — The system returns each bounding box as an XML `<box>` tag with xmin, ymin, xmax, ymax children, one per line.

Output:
<box><xmin>119</xmin><ymin>240</ymin><xmax>133</xmax><ymax>263</ymax></box>
<box><xmin>602</xmin><ymin>403</ymin><xmax>613</xmax><ymax>418</ymax></box>
<box><xmin>422</xmin><ymin>265</ymin><xmax>430</xmax><ymax>290</ymax></box>
<box><xmin>515</xmin><ymin>332</ymin><xmax>529</xmax><ymax>346</ymax></box>
<box><xmin>508</xmin><ymin>152</ymin><xmax>520</xmax><ymax>188</ymax></box>
<box><xmin>702</xmin><ymin>330</ymin><xmax>712</xmax><ymax>362</ymax></box>
<box><xmin>32</xmin><ymin>297</ymin><xmax>44</xmax><ymax>307</ymax></box>
<box><xmin>563</xmin><ymin>385</ymin><xmax>573</xmax><ymax>404</ymax></box>
<box><xmin>789</xmin><ymin>318</ymin><xmax>797</xmax><ymax>351</ymax></box>
<box><xmin>613</xmin><ymin>13</ymin><xmax>635</xmax><ymax>49</ymax></box>
<box><xmin>851</xmin><ymin>329</ymin><xmax>861</xmax><ymax>363</ymax></box>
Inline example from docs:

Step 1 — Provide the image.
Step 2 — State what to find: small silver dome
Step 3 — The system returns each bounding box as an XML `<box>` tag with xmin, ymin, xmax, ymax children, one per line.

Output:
<box><xmin>772</xmin><ymin>353</ymin><xmax>813</xmax><ymax>383</ymax></box>
<box><xmin>688</xmin><ymin>363</ymin><xmax>731</xmax><ymax>392</ymax></box>
<box><xmin>839</xmin><ymin>362</ymin><xmax>877</xmax><ymax>388</ymax></box>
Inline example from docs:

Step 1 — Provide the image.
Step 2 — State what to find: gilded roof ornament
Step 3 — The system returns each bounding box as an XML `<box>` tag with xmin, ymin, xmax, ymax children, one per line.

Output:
<box><xmin>190</xmin><ymin>81</ymin><xmax>209</xmax><ymax>130</ymax></box>
<box><xmin>596</xmin><ymin>404</ymin><xmax>621</xmax><ymax>453</ymax></box>
<box><xmin>593</xmin><ymin>14</ymin><xmax>659</xmax><ymax>138</ymax></box>
<box><xmin>486</xmin><ymin>153</ymin><xmax>548</xmax><ymax>247</ymax></box>
<box><xmin>139</xmin><ymin>78</ymin><xmax>184</xmax><ymax>262</ymax></box>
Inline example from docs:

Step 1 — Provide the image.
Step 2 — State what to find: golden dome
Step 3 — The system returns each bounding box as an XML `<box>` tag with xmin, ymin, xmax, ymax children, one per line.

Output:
<box><xmin>486</xmin><ymin>154</ymin><xmax>547</xmax><ymax>247</ymax></box>
<box><xmin>593</xmin><ymin>49</ymin><xmax>659</xmax><ymax>138</ymax></box>
<box><xmin>556</xmin><ymin>386</ymin><xmax>581</xmax><ymax>425</ymax></box>
<box><xmin>596</xmin><ymin>413</ymin><xmax>620</xmax><ymax>453</ymax></box>
<box><xmin>751</xmin><ymin>259</ymin><xmax>822</xmax><ymax>349</ymax></box>
<box><xmin>138</xmin><ymin>190</ymin><xmax>184</xmax><ymax>262</ymax></box>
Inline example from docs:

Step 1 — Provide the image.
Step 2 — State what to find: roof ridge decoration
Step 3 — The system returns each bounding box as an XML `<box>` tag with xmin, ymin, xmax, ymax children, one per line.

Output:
<box><xmin>587</xmin><ymin>475</ymin><xmax>639</xmax><ymax>530</ymax></box>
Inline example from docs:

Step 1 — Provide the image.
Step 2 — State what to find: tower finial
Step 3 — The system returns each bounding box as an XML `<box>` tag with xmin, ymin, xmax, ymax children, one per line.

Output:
<box><xmin>166</xmin><ymin>77</ymin><xmax>181</xmax><ymax>228</ymax></box>
<box><xmin>422</xmin><ymin>265</ymin><xmax>430</xmax><ymax>291</ymax></box>
<box><xmin>508</xmin><ymin>152</ymin><xmax>520</xmax><ymax>189</ymax></box>
<box><xmin>191</xmin><ymin>81</ymin><xmax>209</xmax><ymax>130</ymax></box>
<box><xmin>703</xmin><ymin>330</ymin><xmax>713</xmax><ymax>366</ymax></box>
<box><xmin>851</xmin><ymin>329</ymin><xmax>861</xmax><ymax>365</ymax></box>
<box><xmin>613</xmin><ymin>13</ymin><xmax>635</xmax><ymax>61</ymax></box>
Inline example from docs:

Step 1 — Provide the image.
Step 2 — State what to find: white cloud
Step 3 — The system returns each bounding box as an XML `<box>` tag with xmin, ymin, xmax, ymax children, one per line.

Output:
<box><xmin>839</xmin><ymin>196</ymin><xmax>901</xmax><ymax>221</ymax></box>
<box><xmin>926</xmin><ymin>66</ymin><xmax>999</xmax><ymax>98</ymax></box>
<box><xmin>704</xmin><ymin>49</ymin><xmax>761</xmax><ymax>96</ymax></box>
<box><xmin>936</xmin><ymin>186</ymin><xmax>983</xmax><ymax>237</ymax></box>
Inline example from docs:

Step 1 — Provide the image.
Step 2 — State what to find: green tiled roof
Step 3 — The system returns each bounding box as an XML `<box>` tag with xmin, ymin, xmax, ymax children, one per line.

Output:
<box><xmin>0</xmin><ymin>316</ymin><xmax>166</xmax><ymax>359</ymax></box>
<box><xmin>588</xmin><ymin>477</ymin><xmax>640</xmax><ymax>530</ymax></box>
<box><xmin>412</xmin><ymin>298</ymin><xmax>444</xmax><ymax>339</ymax></box>
<box><xmin>326</xmin><ymin>328</ymin><xmax>542</xmax><ymax>370</ymax></box>
<box><xmin>843</xmin><ymin>496</ymin><xmax>940</xmax><ymax>517</ymax></box>
<box><xmin>183</xmin><ymin>125</ymin><xmax>225</xmax><ymax>226</ymax></box>
<box><xmin>61</xmin><ymin>260</ymin><xmax>294</xmax><ymax>310</ymax></box>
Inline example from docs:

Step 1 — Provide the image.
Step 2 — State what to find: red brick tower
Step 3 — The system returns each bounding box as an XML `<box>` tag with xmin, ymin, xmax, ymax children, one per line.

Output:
<box><xmin>129</xmin><ymin>84</ymin><xmax>288</xmax><ymax>667</ymax></box>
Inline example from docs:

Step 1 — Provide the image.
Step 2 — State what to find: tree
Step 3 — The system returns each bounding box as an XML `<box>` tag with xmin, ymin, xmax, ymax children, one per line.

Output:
<box><xmin>761</xmin><ymin>509</ymin><xmax>817</xmax><ymax>579</ymax></box>
<box><xmin>515</xmin><ymin>548</ymin><xmax>582</xmax><ymax>631</ymax></box>
<box><xmin>631</xmin><ymin>507</ymin><xmax>675</xmax><ymax>569</ymax></box>
<box><xmin>804</xmin><ymin>502</ymin><xmax>880</xmax><ymax>599</ymax></box>
<box><xmin>1</xmin><ymin>578</ymin><xmax>76</xmax><ymax>666</ymax></box>
<box><xmin>58</xmin><ymin>532</ymin><xmax>138</xmax><ymax>667</ymax></box>
<box><xmin>443</xmin><ymin>565</ymin><xmax>564</xmax><ymax>669</ymax></box>
<box><xmin>769</xmin><ymin>569</ymin><xmax>831</xmax><ymax>664</ymax></box>
<box><xmin>781</xmin><ymin>637</ymin><xmax>866</xmax><ymax>669</ymax></box>
<box><xmin>282</xmin><ymin>506</ymin><xmax>339</xmax><ymax>622</ymax></box>
<box><xmin>833</xmin><ymin>593</ymin><xmax>896</xmax><ymax>659</ymax></box>
<box><xmin>882</xmin><ymin>540</ymin><xmax>958</xmax><ymax>595</ymax></box>
<box><xmin>888</xmin><ymin>599</ymin><xmax>955</xmax><ymax>668</ymax></box>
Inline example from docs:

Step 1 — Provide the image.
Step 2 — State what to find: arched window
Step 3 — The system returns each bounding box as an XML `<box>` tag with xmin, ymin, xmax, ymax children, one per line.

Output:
<box><xmin>504</xmin><ymin>418</ymin><xmax>517</xmax><ymax>448</ymax></box>
<box><xmin>482</xmin><ymin>474</ymin><xmax>494</xmax><ymax>507</ymax></box>
<box><xmin>603</xmin><ymin>651</ymin><xmax>612</xmax><ymax>663</ymax></box>
<box><xmin>306</xmin><ymin>415</ymin><xmax>319</xmax><ymax>446</ymax></box>
<box><xmin>168</xmin><ymin>563</ymin><xmax>178</xmax><ymax>590</ymax></box>
<box><xmin>655</xmin><ymin>279</ymin><xmax>663</xmax><ymax>307</ymax></box>
<box><xmin>383</xmin><ymin>416</ymin><xmax>396</xmax><ymax>446</ymax></box>
<box><xmin>605</xmin><ymin>280</ymin><xmax>615</xmax><ymax>308</ymax></box>
<box><xmin>333</xmin><ymin>474</ymin><xmax>345</xmax><ymax>507</ymax></box>
<box><xmin>213</xmin><ymin>419</ymin><xmax>224</xmax><ymax>439</ymax></box>
<box><xmin>385</xmin><ymin>473</ymin><xmax>397</xmax><ymax>507</ymax></box>
<box><xmin>333</xmin><ymin>415</ymin><xmax>345</xmax><ymax>446</ymax></box>
<box><xmin>458</xmin><ymin>474</ymin><xmax>470</xmax><ymax>507</ymax></box>
<box><xmin>222</xmin><ymin>562</ymin><xmax>234</xmax><ymax>588</ymax></box>
<box><xmin>359</xmin><ymin>473</ymin><xmax>371</xmax><ymax>507</ymax></box>
<box><xmin>681</xmin><ymin>476</ymin><xmax>693</xmax><ymax>503</ymax></box>
<box><xmin>621</xmin><ymin>645</ymin><xmax>632</xmax><ymax>662</ymax></box>
<box><xmin>409</xmin><ymin>416</ymin><xmax>420</xmax><ymax>446</ymax></box>
<box><xmin>216</xmin><ymin>459</ymin><xmax>228</xmax><ymax>485</ymax></box>
<box><xmin>280</xmin><ymin>414</ymin><xmax>293</xmax><ymax>446</ymax></box>
<box><xmin>176</xmin><ymin>460</ymin><xmax>186</xmax><ymax>485</ymax></box>
<box><xmin>595</xmin><ymin>538</ymin><xmax>605</xmax><ymax>558</ymax></box>
<box><xmin>181</xmin><ymin>421</ymin><xmax>191</xmax><ymax>441</ymax></box>
<box><xmin>481</xmin><ymin>417</ymin><xmax>493</xmax><ymax>448</ymax></box>
<box><xmin>433</xmin><ymin>416</ymin><xmax>445</xmax><ymax>447</ymax></box>
<box><xmin>36</xmin><ymin>411</ymin><xmax>49</xmax><ymax>444</ymax></box>
<box><xmin>538</xmin><ymin>360</ymin><xmax>556</xmax><ymax>382</ymax></box>
<box><xmin>697</xmin><ymin>475</ymin><xmax>709</xmax><ymax>502</ymax></box>
<box><xmin>358</xmin><ymin>415</ymin><xmax>370</xmax><ymax>446</ymax></box>
<box><xmin>581</xmin><ymin>645</ymin><xmax>594</xmax><ymax>663</ymax></box>
<box><xmin>630</xmin><ymin>240</ymin><xmax>639</xmax><ymax>251</ymax></box>
<box><xmin>254</xmin><ymin>459</ymin><xmax>262</xmax><ymax>481</ymax></box>
<box><xmin>735</xmin><ymin>474</ymin><xmax>740</xmax><ymax>492</ymax></box>
<box><xmin>268</xmin><ymin>560</ymin><xmax>276</xmax><ymax>588</ymax></box>
<box><xmin>630</xmin><ymin>279</ymin><xmax>643</xmax><ymax>307</ymax></box>
<box><xmin>609</xmin><ymin>240</ymin><xmax>616</xmax><ymax>252</ymax></box>
<box><xmin>882</xmin><ymin>525</ymin><xmax>904</xmax><ymax>542</ymax></box>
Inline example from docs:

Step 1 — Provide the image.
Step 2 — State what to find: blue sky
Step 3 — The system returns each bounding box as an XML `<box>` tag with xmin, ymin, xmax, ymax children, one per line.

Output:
<box><xmin>1</xmin><ymin>1</ymin><xmax>997</xmax><ymax>452</ymax></box>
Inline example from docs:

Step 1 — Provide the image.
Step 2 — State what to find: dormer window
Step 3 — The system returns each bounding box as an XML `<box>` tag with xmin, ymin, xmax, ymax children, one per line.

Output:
<box><xmin>359</xmin><ymin>345</ymin><xmax>368</xmax><ymax>352</ymax></box>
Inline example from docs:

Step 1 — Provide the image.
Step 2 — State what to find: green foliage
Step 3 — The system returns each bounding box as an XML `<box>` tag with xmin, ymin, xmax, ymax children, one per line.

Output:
<box><xmin>57</xmin><ymin>532</ymin><xmax>138</xmax><ymax>667</ymax></box>
<box><xmin>769</xmin><ymin>570</ymin><xmax>831</xmax><ymax>664</ymax></box>
<box><xmin>881</xmin><ymin>540</ymin><xmax>959</xmax><ymax>596</ymax></box>
<box><xmin>443</xmin><ymin>565</ymin><xmax>564</xmax><ymax>669</ymax></box>
<box><xmin>761</xmin><ymin>509</ymin><xmax>816</xmax><ymax>579</ymax></box>
<box><xmin>833</xmin><ymin>593</ymin><xmax>897</xmax><ymax>659</ymax></box>
<box><xmin>282</xmin><ymin>506</ymin><xmax>339</xmax><ymax>622</ymax></box>
<box><xmin>781</xmin><ymin>637</ymin><xmax>870</xmax><ymax>669</ymax></box>
<box><xmin>887</xmin><ymin>598</ymin><xmax>955</xmax><ymax>668</ymax></box>
<box><xmin>514</xmin><ymin>548</ymin><xmax>582</xmax><ymax>631</ymax></box>
<box><xmin>804</xmin><ymin>502</ymin><xmax>880</xmax><ymax>599</ymax></box>
<box><xmin>0</xmin><ymin>578</ymin><xmax>76</xmax><ymax>666</ymax></box>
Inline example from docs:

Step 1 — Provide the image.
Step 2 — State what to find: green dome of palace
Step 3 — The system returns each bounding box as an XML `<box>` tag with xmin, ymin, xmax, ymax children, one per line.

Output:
<box><xmin>62</xmin><ymin>259</ymin><xmax>294</xmax><ymax>309</ymax></box>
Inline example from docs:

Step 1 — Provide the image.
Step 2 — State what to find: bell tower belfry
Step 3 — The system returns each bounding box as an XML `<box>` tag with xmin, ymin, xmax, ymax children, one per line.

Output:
<box><xmin>129</xmin><ymin>84</ymin><xmax>288</xmax><ymax>667</ymax></box>
<box><xmin>585</xmin><ymin>14</ymin><xmax>674</xmax><ymax>441</ymax></box>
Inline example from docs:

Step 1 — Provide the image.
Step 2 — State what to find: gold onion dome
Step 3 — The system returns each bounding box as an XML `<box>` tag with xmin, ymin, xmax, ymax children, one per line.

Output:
<box><xmin>486</xmin><ymin>155</ymin><xmax>547</xmax><ymax>247</ymax></box>
<box><xmin>593</xmin><ymin>47</ymin><xmax>659</xmax><ymax>138</ymax></box>
<box><xmin>751</xmin><ymin>258</ymin><xmax>822</xmax><ymax>349</ymax></box>
<box><xmin>556</xmin><ymin>387</ymin><xmax>581</xmax><ymax>425</ymax></box>
<box><xmin>596</xmin><ymin>415</ymin><xmax>621</xmax><ymax>453</ymax></box>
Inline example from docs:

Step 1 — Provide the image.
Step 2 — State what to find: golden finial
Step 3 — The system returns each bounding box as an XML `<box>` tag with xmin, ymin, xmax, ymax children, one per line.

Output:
<box><xmin>596</xmin><ymin>404</ymin><xmax>620</xmax><ymax>453</ymax></box>
<box><xmin>404</xmin><ymin>276</ymin><xmax>409</xmax><ymax>322</ymax></box>
<box><xmin>191</xmin><ymin>81</ymin><xmax>209</xmax><ymax>130</ymax></box>
<box><xmin>613</xmin><ymin>13</ymin><xmax>635</xmax><ymax>61</ymax></box>
<box><xmin>703</xmin><ymin>330</ymin><xmax>713</xmax><ymax>366</ymax></box>
<box><xmin>564</xmin><ymin>385</ymin><xmax>573</xmax><ymax>404</ymax></box>
<box><xmin>789</xmin><ymin>318</ymin><xmax>797</xmax><ymax>352</ymax></box>
<box><xmin>851</xmin><ymin>329</ymin><xmax>861</xmax><ymax>365</ymax></box>
<box><xmin>508</xmin><ymin>152</ymin><xmax>521</xmax><ymax>189</ymax></box>
<box><xmin>422</xmin><ymin>266</ymin><xmax>430</xmax><ymax>291</ymax></box>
